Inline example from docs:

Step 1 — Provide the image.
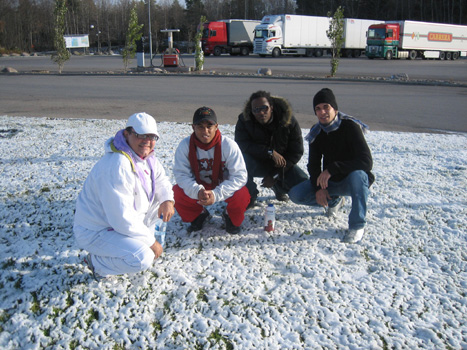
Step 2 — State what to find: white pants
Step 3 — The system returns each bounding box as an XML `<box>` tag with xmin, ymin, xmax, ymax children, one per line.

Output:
<box><xmin>74</xmin><ymin>225</ymin><xmax>155</xmax><ymax>277</ymax></box>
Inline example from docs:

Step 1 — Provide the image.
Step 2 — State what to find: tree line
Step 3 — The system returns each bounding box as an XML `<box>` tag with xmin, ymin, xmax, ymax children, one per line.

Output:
<box><xmin>0</xmin><ymin>0</ymin><xmax>465</xmax><ymax>54</ymax></box>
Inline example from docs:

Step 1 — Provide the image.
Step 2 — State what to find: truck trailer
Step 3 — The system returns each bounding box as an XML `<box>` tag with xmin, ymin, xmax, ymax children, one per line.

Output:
<box><xmin>253</xmin><ymin>14</ymin><xmax>381</xmax><ymax>58</ymax></box>
<box><xmin>366</xmin><ymin>20</ymin><xmax>467</xmax><ymax>60</ymax></box>
<box><xmin>341</xmin><ymin>18</ymin><xmax>384</xmax><ymax>57</ymax></box>
<box><xmin>201</xmin><ymin>19</ymin><xmax>260</xmax><ymax>56</ymax></box>
<box><xmin>254</xmin><ymin>14</ymin><xmax>331</xmax><ymax>57</ymax></box>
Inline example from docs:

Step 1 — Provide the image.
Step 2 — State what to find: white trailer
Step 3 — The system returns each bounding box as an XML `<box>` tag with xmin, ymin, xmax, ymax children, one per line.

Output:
<box><xmin>254</xmin><ymin>14</ymin><xmax>332</xmax><ymax>57</ymax></box>
<box><xmin>224</xmin><ymin>19</ymin><xmax>259</xmax><ymax>46</ymax></box>
<box><xmin>366</xmin><ymin>20</ymin><xmax>467</xmax><ymax>60</ymax></box>
<box><xmin>342</xmin><ymin>18</ymin><xmax>383</xmax><ymax>57</ymax></box>
<box><xmin>254</xmin><ymin>15</ymin><xmax>381</xmax><ymax>58</ymax></box>
<box><xmin>398</xmin><ymin>21</ymin><xmax>467</xmax><ymax>59</ymax></box>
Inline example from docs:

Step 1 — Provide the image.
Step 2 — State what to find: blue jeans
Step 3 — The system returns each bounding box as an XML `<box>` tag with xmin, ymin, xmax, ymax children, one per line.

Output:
<box><xmin>289</xmin><ymin>170</ymin><xmax>370</xmax><ymax>230</ymax></box>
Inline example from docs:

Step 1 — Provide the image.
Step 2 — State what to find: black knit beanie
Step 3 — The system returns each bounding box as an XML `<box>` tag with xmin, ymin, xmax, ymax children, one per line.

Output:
<box><xmin>313</xmin><ymin>88</ymin><xmax>338</xmax><ymax>113</ymax></box>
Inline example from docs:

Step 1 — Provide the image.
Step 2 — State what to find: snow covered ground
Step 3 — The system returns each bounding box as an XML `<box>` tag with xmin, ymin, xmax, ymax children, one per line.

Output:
<box><xmin>0</xmin><ymin>115</ymin><xmax>466</xmax><ymax>349</ymax></box>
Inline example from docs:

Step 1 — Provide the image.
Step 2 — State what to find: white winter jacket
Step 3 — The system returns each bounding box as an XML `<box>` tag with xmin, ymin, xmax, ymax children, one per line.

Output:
<box><xmin>74</xmin><ymin>137</ymin><xmax>174</xmax><ymax>247</ymax></box>
<box><xmin>173</xmin><ymin>134</ymin><xmax>247</xmax><ymax>202</ymax></box>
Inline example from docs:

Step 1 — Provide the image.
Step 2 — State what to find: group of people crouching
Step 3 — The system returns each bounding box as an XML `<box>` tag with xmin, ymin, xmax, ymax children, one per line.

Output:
<box><xmin>73</xmin><ymin>88</ymin><xmax>374</xmax><ymax>280</ymax></box>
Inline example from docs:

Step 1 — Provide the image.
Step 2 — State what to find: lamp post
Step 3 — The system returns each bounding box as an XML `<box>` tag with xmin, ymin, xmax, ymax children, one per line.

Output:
<box><xmin>90</xmin><ymin>24</ymin><xmax>101</xmax><ymax>54</ymax></box>
<box><xmin>147</xmin><ymin>0</ymin><xmax>153</xmax><ymax>66</ymax></box>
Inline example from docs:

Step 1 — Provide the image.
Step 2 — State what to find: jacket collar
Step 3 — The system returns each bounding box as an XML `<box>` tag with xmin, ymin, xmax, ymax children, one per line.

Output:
<box><xmin>242</xmin><ymin>96</ymin><xmax>294</xmax><ymax>127</ymax></box>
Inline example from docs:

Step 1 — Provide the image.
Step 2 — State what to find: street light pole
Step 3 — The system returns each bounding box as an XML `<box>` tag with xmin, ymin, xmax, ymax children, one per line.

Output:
<box><xmin>148</xmin><ymin>0</ymin><xmax>153</xmax><ymax>66</ymax></box>
<box><xmin>89</xmin><ymin>24</ymin><xmax>101</xmax><ymax>54</ymax></box>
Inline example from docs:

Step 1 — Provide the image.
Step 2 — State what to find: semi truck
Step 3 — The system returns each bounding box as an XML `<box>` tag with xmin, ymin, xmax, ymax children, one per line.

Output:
<box><xmin>365</xmin><ymin>20</ymin><xmax>467</xmax><ymax>60</ymax></box>
<box><xmin>254</xmin><ymin>14</ymin><xmax>331</xmax><ymax>57</ymax></box>
<box><xmin>253</xmin><ymin>14</ymin><xmax>382</xmax><ymax>58</ymax></box>
<box><xmin>201</xmin><ymin>19</ymin><xmax>260</xmax><ymax>56</ymax></box>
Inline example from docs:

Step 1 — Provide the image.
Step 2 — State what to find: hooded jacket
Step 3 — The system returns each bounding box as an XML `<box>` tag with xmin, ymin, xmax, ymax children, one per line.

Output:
<box><xmin>234</xmin><ymin>96</ymin><xmax>304</xmax><ymax>176</ymax></box>
<box><xmin>73</xmin><ymin>135</ymin><xmax>174</xmax><ymax>247</ymax></box>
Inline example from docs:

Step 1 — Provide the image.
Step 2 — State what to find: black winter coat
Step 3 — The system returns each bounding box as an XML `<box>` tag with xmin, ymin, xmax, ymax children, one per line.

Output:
<box><xmin>309</xmin><ymin>118</ymin><xmax>375</xmax><ymax>189</ymax></box>
<box><xmin>234</xmin><ymin>96</ymin><xmax>304</xmax><ymax>176</ymax></box>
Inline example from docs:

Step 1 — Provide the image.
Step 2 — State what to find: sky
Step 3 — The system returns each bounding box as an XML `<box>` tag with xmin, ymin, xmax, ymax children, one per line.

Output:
<box><xmin>0</xmin><ymin>115</ymin><xmax>466</xmax><ymax>349</ymax></box>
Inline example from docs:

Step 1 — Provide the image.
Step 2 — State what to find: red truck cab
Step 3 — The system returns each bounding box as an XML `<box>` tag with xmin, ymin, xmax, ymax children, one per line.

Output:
<box><xmin>201</xmin><ymin>22</ymin><xmax>227</xmax><ymax>56</ymax></box>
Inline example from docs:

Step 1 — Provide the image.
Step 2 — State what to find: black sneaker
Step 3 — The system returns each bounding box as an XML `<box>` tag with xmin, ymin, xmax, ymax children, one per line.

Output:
<box><xmin>272</xmin><ymin>187</ymin><xmax>288</xmax><ymax>202</ymax></box>
<box><xmin>246</xmin><ymin>196</ymin><xmax>257</xmax><ymax>210</ymax></box>
<box><xmin>222</xmin><ymin>210</ymin><xmax>241</xmax><ymax>234</ymax></box>
<box><xmin>275</xmin><ymin>193</ymin><xmax>288</xmax><ymax>201</ymax></box>
<box><xmin>188</xmin><ymin>209</ymin><xmax>211</xmax><ymax>232</ymax></box>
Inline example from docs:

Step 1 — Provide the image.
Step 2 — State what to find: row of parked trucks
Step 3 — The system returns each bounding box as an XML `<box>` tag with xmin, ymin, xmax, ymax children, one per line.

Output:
<box><xmin>201</xmin><ymin>15</ymin><xmax>467</xmax><ymax>61</ymax></box>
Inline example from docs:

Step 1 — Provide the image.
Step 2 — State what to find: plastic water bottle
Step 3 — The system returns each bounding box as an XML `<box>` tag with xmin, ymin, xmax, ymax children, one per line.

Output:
<box><xmin>154</xmin><ymin>215</ymin><xmax>167</xmax><ymax>247</ymax></box>
<box><xmin>264</xmin><ymin>203</ymin><xmax>275</xmax><ymax>232</ymax></box>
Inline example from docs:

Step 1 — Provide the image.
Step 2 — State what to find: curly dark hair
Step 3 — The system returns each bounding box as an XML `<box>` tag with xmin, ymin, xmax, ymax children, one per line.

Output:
<box><xmin>247</xmin><ymin>90</ymin><xmax>274</xmax><ymax>108</ymax></box>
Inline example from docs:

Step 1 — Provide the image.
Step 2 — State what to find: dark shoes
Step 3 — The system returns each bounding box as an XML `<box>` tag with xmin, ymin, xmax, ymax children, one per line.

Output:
<box><xmin>189</xmin><ymin>208</ymin><xmax>241</xmax><ymax>234</ymax></box>
<box><xmin>246</xmin><ymin>196</ymin><xmax>257</xmax><ymax>210</ymax></box>
<box><xmin>275</xmin><ymin>193</ymin><xmax>288</xmax><ymax>202</ymax></box>
<box><xmin>188</xmin><ymin>209</ymin><xmax>211</xmax><ymax>232</ymax></box>
<box><xmin>272</xmin><ymin>186</ymin><xmax>288</xmax><ymax>202</ymax></box>
<box><xmin>222</xmin><ymin>210</ymin><xmax>241</xmax><ymax>234</ymax></box>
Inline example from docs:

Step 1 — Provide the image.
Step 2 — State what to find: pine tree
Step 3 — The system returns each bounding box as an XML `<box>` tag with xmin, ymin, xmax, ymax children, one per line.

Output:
<box><xmin>326</xmin><ymin>6</ymin><xmax>345</xmax><ymax>77</ymax></box>
<box><xmin>122</xmin><ymin>5</ymin><xmax>144</xmax><ymax>73</ymax></box>
<box><xmin>51</xmin><ymin>0</ymin><xmax>70</xmax><ymax>74</ymax></box>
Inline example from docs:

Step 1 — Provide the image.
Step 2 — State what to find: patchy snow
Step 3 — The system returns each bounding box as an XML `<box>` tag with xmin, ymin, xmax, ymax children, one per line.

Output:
<box><xmin>0</xmin><ymin>115</ymin><xmax>466</xmax><ymax>349</ymax></box>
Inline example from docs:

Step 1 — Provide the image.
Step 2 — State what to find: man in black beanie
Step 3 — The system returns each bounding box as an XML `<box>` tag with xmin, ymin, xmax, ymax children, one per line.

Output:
<box><xmin>289</xmin><ymin>88</ymin><xmax>374</xmax><ymax>243</ymax></box>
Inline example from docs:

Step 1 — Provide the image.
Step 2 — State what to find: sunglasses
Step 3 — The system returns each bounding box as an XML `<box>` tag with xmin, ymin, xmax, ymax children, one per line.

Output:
<box><xmin>252</xmin><ymin>105</ymin><xmax>270</xmax><ymax>114</ymax></box>
<box><xmin>131</xmin><ymin>130</ymin><xmax>159</xmax><ymax>141</ymax></box>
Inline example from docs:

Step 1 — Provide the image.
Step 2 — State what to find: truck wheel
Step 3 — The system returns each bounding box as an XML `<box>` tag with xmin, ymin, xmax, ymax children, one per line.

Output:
<box><xmin>213</xmin><ymin>47</ymin><xmax>222</xmax><ymax>56</ymax></box>
<box><xmin>314</xmin><ymin>49</ymin><xmax>323</xmax><ymax>57</ymax></box>
<box><xmin>452</xmin><ymin>52</ymin><xmax>459</xmax><ymax>60</ymax></box>
<box><xmin>384</xmin><ymin>50</ymin><xmax>393</xmax><ymax>60</ymax></box>
<box><xmin>353</xmin><ymin>50</ymin><xmax>361</xmax><ymax>58</ymax></box>
<box><xmin>272</xmin><ymin>48</ymin><xmax>281</xmax><ymax>58</ymax></box>
<box><xmin>409</xmin><ymin>50</ymin><xmax>417</xmax><ymax>60</ymax></box>
<box><xmin>240</xmin><ymin>47</ymin><xmax>249</xmax><ymax>56</ymax></box>
<box><xmin>439</xmin><ymin>52</ymin><xmax>445</xmax><ymax>60</ymax></box>
<box><xmin>445</xmin><ymin>52</ymin><xmax>452</xmax><ymax>60</ymax></box>
<box><xmin>305</xmin><ymin>49</ymin><xmax>313</xmax><ymax>57</ymax></box>
<box><xmin>344</xmin><ymin>50</ymin><xmax>353</xmax><ymax>58</ymax></box>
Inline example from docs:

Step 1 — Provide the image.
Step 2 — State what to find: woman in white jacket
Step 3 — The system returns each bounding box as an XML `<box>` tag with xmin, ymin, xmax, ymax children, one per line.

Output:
<box><xmin>74</xmin><ymin>112</ymin><xmax>174</xmax><ymax>280</ymax></box>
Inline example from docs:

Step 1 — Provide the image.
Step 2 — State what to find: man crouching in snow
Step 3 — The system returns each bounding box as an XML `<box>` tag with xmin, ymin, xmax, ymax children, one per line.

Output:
<box><xmin>172</xmin><ymin>106</ymin><xmax>250</xmax><ymax>234</ymax></box>
<box><xmin>73</xmin><ymin>112</ymin><xmax>174</xmax><ymax>280</ymax></box>
<box><xmin>289</xmin><ymin>88</ymin><xmax>374</xmax><ymax>244</ymax></box>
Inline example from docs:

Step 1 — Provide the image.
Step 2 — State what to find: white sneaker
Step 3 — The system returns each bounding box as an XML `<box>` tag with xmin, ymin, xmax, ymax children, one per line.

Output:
<box><xmin>327</xmin><ymin>197</ymin><xmax>345</xmax><ymax>218</ymax></box>
<box><xmin>343</xmin><ymin>228</ymin><xmax>364</xmax><ymax>243</ymax></box>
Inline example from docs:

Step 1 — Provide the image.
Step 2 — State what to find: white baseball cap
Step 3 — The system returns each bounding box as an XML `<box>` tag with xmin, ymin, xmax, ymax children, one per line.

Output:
<box><xmin>126</xmin><ymin>112</ymin><xmax>159</xmax><ymax>138</ymax></box>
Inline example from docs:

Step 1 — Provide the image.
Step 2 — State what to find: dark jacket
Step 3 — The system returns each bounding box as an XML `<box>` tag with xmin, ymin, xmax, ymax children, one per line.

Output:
<box><xmin>235</xmin><ymin>96</ymin><xmax>304</xmax><ymax>176</ymax></box>
<box><xmin>308</xmin><ymin>118</ymin><xmax>374</xmax><ymax>190</ymax></box>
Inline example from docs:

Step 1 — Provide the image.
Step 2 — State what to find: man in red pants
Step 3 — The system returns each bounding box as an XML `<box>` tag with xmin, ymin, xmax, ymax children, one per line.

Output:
<box><xmin>173</xmin><ymin>106</ymin><xmax>250</xmax><ymax>234</ymax></box>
